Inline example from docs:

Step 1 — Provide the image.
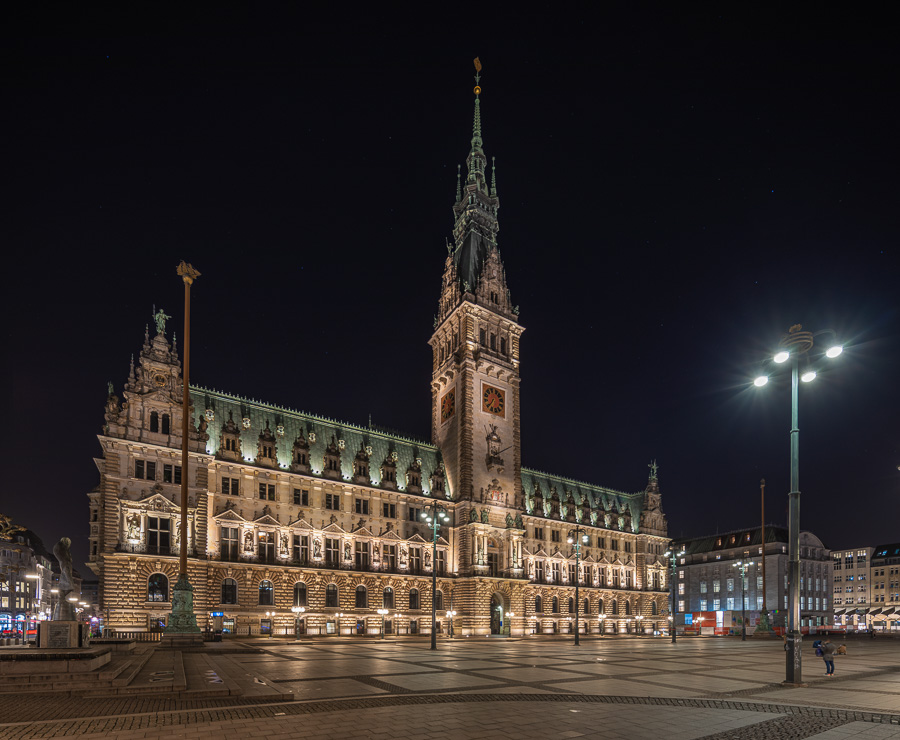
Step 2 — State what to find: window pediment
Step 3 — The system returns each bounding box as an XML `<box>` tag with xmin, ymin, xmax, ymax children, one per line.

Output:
<box><xmin>406</xmin><ymin>533</ymin><xmax>428</xmax><ymax>544</ymax></box>
<box><xmin>288</xmin><ymin>517</ymin><xmax>313</xmax><ymax>530</ymax></box>
<box><xmin>352</xmin><ymin>526</ymin><xmax>376</xmax><ymax>537</ymax></box>
<box><xmin>136</xmin><ymin>494</ymin><xmax>180</xmax><ymax>513</ymax></box>
<box><xmin>381</xmin><ymin>530</ymin><xmax>402</xmax><ymax>541</ymax></box>
<box><xmin>213</xmin><ymin>510</ymin><xmax>247</xmax><ymax>523</ymax></box>
<box><xmin>322</xmin><ymin>522</ymin><xmax>346</xmax><ymax>534</ymax></box>
<box><xmin>253</xmin><ymin>514</ymin><xmax>281</xmax><ymax>527</ymax></box>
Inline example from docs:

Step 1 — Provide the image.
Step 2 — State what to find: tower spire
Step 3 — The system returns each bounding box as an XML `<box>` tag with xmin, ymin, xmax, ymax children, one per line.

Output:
<box><xmin>467</xmin><ymin>58</ymin><xmax>487</xmax><ymax>188</ymax></box>
<box><xmin>490</xmin><ymin>156</ymin><xmax>497</xmax><ymax>197</ymax></box>
<box><xmin>456</xmin><ymin>164</ymin><xmax>462</xmax><ymax>202</ymax></box>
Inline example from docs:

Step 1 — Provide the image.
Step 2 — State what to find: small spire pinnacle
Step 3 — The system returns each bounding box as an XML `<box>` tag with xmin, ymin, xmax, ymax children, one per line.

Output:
<box><xmin>456</xmin><ymin>164</ymin><xmax>462</xmax><ymax>202</ymax></box>
<box><xmin>128</xmin><ymin>354</ymin><xmax>135</xmax><ymax>380</ymax></box>
<box><xmin>471</xmin><ymin>57</ymin><xmax>483</xmax><ymax>151</ymax></box>
<box><xmin>490</xmin><ymin>156</ymin><xmax>497</xmax><ymax>196</ymax></box>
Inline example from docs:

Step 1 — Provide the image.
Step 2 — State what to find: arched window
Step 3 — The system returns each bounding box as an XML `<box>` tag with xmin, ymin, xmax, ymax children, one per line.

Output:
<box><xmin>221</xmin><ymin>578</ymin><xmax>237</xmax><ymax>604</ymax></box>
<box><xmin>409</xmin><ymin>589</ymin><xmax>419</xmax><ymax>610</ymax></box>
<box><xmin>258</xmin><ymin>579</ymin><xmax>274</xmax><ymax>605</ymax></box>
<box><xmin>434</xmin><ymin>590</ymin><xmax>443</xmax><ymax>611</ymax></box>
<box><xmin>583</xmin><ymin>598</ymin><xmax>590</xmax><ymax>614</ymax></box>
<box><xmin>611</xmin><ymin>600</ymin><xmax>618</xmax><ymax>615</ymax></box>
<box><xmin>598</xmin><ymin>597</ymin><xmax>604</xmax><ymax>614</ymax></box>
<box><xmin>162</xmin><ymin>414</ymin><xmax>170</xmax><ymax>434</ymax></box>
<box><xmin>149</xmin><ymin>411</ymin><xmax>159</xmax><ymax>433</ymax></box>
<box><xmin>535</xmin><ymin>595</ymin><xmax>542</xmax><ymax>613</ymax></box>
<box><xmin>325</xmin><ymin>583</ymin><xmax>338</xmax><ymax>608</ymax></box>
<box><xmin>293</xmin><ymin>582</ymin><xmax>307</xmax><ymax>607</ymax></box>
<box><xmin>383</xmin><ymin>587</ymin><xmax>394</xmax><ymax>609</ymax></box>
<box><xmin>651</xmin><ymin>601</ymin><xmax>658</xmax><ymax>616</ymax></box>
<box><xmin>552</xmin><ymin>596</ymin><xmax>559</xmax><ymax>613</ymax></box>
<box><xmin>568</xmin><ymin>597</ymin><xmax>574</xmax><ymax>613</ymax></box>
<box><xmin>624</xmin><ymin>601</ymin><xmax>631</xmax><ymax>615</ymax></box>
<box><xmin>355</xmin><ymin>585</ymin><xmax>367</xmax><ymax>608</ymax></box>
<box><xmin>148</xmin><ymin>573</ymin><xmax>168</xmax><ymax>602</ymax></box>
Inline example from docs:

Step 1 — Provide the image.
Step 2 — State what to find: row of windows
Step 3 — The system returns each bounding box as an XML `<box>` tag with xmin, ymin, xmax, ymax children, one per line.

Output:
<box><xmin>532</xmin><ymin>595</ymin><xmax>657</xmax><ymax>616</ymax></box>
<box><xmin>135</xmin><ymin>460</ymin><xmax>182</xmax><ymax>483</ymax></box>
<box><xmin>532</xmin><ymin>529</ymin><xmax>632</xmax><ymax>551</ymax></box>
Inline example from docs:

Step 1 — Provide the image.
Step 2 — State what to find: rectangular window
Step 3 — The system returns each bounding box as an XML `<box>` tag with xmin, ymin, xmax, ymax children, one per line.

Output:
<box><xmin>612</xmin><ymin>569</ymin><xmax>619</xmax><ymax>588</ymax></box>
<box><xmin>325</xmin><ymin>493</ymin><xmax>340</xmax><ymax>510</ymax></box>
<box><xmin>135</xmin><ymin>459</ymin><xmax>144</xmax><ymax>479</ymax></box>
<box><xmin>699</xmin><ymin>599</ymin><xmax>707</xmax><ymax>611</ymax></box>
<box><xmin>293</xmin><ymin>534</ymin><xmax>309</xmax><ymax>563</ymax></box>
<box><xmin>551</xmin><ymin>530</ymin><xmax>560</xmax><ymax>543</ymax></box>
<box><xmin>699</xmin><ymin>581</ymin><xmax>707</xmax><ymax>593</ymax></box>
<box><xmin>535</xmin><ymin>528</ymin><xmax>544</xmax><ymax>541</ymax></box>
<box><xmin>293</xmin><ymin>488</ymin><xmax>309</xmax><ymax>506</ymax></box>
<box><xmin>551</xmin><ymin>562</ymin><xmax>561</xmax><ymax>582</ymax></box>
<box><xmin>355</xmin><ymin>498</ymin><xmax>369</xmax><ymax>515</ymax></box>
<box><xmin>678</xmin><ymin>583</ymin><xmax>685</xmax><ymax>595</ymax></box>
<box><xmin>713</xmin><ymin>599</ymin><xmax>721</xmax><ymax>611</ymax></box>
<box><xmin>162</xmin><ymin>464</ymin><xmax>182</xmax><ymax>484</ymax></box>
<box><xmin>757</xmin><ymin>596</ymin><xmax>763</xmax><ymax>610</ymax></box>
<box><xmin>535</xmin><ymin>560</ymin><xmax>545</xmax><ymax>581</ymax></box>
<box><xmin>355</xmin><ymin>541</ymin><xmax>370</xmax><ymax>569</ymax></box>
<box><xmin>726</xmin><ymin>578</ymin><xmax>734</xmax><ymax>592</ymax></box>
<box><xmin>726</xmin><ymin>597</ymin><xmax>734</xmax><ymax>610</ymax></box>
<box><xmin>383</xmin><ymin>545</ymin><xmax>396</xmax><ymax>569</ymax></box>
<box><xmin>147</xmin><ymin>517</ymin><xmax>170</xmax><ymax>552</ymax></box>
<box><xmin>325</xmin><ymin>537</ymin><xmax>339</xmax><ymax>566</ymax></box>
<box><xmin>136</xmin><ymin>460</ymin><xmax>157</xmax><ymax>480</ymax></box>
<box><xmin>625</xmin><ymin>570</ymin><xmax>633</xmax><ymax>588</ymax></box>
<box><xmin>624</xmin><ymin>541</ymin><xmax>632</xmax><ymax>553</ymax></box>
<box><xmin>258</xmin><ymin>483</ymin><xmax>276</xmax><ymax>500</ymax></box>
<box><xmin>479</xmin><ymin>328</ymin><xmax>486</xmax><ymax>345</ymax></box>
<box><xmin>408</xmin><ymin>506</ymin><xmax>421</xmax><ymax>522</ymax></box>
<box><xmin>221</xmin><ymin>527</ymin><xmax>238</xmax><ymax>560</ymax></box>
<box><xmin>713</xmin><ymin>580</ymin><xmax>721</xmax><ymax>593</ymax></box>
<box><xmin>678</xmin><ymin>600</ymin><xmax>685</xmax><ymax>612</ymax></box>
<box><xmin>222</xmin><ymin>477</ymin><xmax>239</xmax><ymax>495</ymax></box>
<box><xmin>610</xmin><ymin>539</ymin><xmax>618</xmax><ymax>551</ymax></box>
<box><xmin>598</xmin><ymin>537</ymin><xmax>605</xmax><ymax>549</ymax></box>
<box><xmin>410</xmin><ymin>547</ymin><xmax>421</xmax><ymax>572</ymax></box>
<box><xmin>757</xmin><ymin>575</ymin><xmax>763</xmax><ymax>590</ymax></box>
<box><xmin>568</xmin><ymin>563</ymin><xmax>577</xmax><ymax>583</ymax></box>
<box><xmin>435</xmin><ymin>549</ymin><xmax>446</xmax><ymax>575</ymax></box>
<box><xmin>383</xmin><ymin>503</ymin><xmax>396</xmax><ymax>518</ymax></box>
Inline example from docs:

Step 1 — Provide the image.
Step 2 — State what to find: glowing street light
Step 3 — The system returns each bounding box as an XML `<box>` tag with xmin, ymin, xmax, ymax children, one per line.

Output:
<box><xmin>377</xmin><ymin>608</ymin><xmax>389</xmax><ymax>639</ymax></box>
<box><xmin>664</xmin><ymin>545</ymin><xmax>686</xmax><ymax>643</ymax></box>
<box><xmin>421</xmin><ymin>502</ymin><xmax>451</xmax><ymax>650</ymax></box>
<box><xmin>753</xmin><ymin>324</ymin><xmax>844</xmax><ymax>685</ymax></box>
<box><xmin>567</xmin><ymin>527</ymin><xmax>589</xmax><ymax>646</ymax></box>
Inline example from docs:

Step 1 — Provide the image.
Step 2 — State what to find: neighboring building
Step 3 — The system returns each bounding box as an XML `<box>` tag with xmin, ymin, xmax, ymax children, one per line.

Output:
<box><xmin>87</xmin><ymin>73</ymin><xmax>671</xmax><ymax>638</ymax></box>
<box><xmin>673</xmin><ymin>526</ymin><xmax>832</xmax><ymax>633</ymax></box>
<box><xmin>870</xmin><ymin>542</ymin><xmax>900</xmax><ymax>631</ymax></box>
<box><xmin>831</xmin><ymin>546</ymin><xmax>873</xmax><ymax>630</ymax></box>
<box><xmin>0</xmin><ymin>526</ymin><xmax>54</xmax><ymax>635</ymax></box>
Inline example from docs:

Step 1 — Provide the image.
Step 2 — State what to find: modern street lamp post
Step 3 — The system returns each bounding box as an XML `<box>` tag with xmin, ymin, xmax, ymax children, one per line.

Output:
<box><xmin>377</xmin><ymin>608</ymin><xmax>389</xmax><ymax>639</ymax></box>
<box><xmin>446</xmin><ymin>610</ymin><xmax>457</xmax><ymax>638</ymax></box>
<box><xmin>567</xmin><ymin>526</ymin><xmax>589</xmax><ymax>646</ymax></box>
<box><xmin>421</xmin><ymin>503</ymin><xmax>450</xmax><ymax>650</ymax></box>
<box><xmin>265</xmin><ymin>611</ymin><xmax>275</xmax><ymax>639</ymax></box>
<box><xmin>664</xmin><ymin>544</ymin><xmax>685</xmax><ymax>643</ymax></box>
<box><xmin>753</xmin><ymin>324</ymin><xmax>843</xmax><ymax>685</ymax></box>
<box><xmin>733</xmin><ymin>561</ymin><xmax>748</xmax><ymax>641</ymax></box>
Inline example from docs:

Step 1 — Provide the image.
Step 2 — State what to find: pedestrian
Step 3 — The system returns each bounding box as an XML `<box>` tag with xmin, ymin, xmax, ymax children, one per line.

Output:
<box><xmin>821</xmin><ymin>638</ymin><xmax>836</xmax><ymax>676</ymax></box>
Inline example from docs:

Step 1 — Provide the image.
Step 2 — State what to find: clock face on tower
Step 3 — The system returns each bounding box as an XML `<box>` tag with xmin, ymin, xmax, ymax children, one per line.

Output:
<box><xmin>153</xmin><ymin>373</ymin><xmax>167</xmax><ymax>387</ymax></box>
<box><xmin>482</xmin><ymin>384</ymin><xmax>505</xmax><ymax>416</ymax></box>
<box><xmin>440</xmin><ymin>389</ymin><xmax>456</xmax><ymax>422</ymax></box>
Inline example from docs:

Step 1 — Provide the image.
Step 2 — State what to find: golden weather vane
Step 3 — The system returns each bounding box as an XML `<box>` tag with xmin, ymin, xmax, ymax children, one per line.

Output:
<box><xmin>473</xmin><ymin>57</ymin><xmax>482</xmax><ymax>95</ymax></box>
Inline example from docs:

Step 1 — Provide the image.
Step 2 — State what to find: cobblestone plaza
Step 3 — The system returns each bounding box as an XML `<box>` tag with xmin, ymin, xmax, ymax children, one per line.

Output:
<box><xmin>2</xmin><ymin>636</ymin><xmax>899</xmax><ymax>739</ymax></box>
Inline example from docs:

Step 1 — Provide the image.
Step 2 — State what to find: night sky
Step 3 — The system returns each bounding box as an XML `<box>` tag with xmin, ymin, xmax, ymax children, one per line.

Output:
<box><xmin>6</xmin><ymin>8</ymin><xmax>898</xmax><ymax>573</ymax></box>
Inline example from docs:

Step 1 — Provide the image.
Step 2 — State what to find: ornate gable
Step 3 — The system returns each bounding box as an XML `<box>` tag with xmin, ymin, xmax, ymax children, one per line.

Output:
<box><xmin>252</xmin><ymin>514</ymin><xmax>281</xmax><ymax>527</ymax></box>
<box><xmin>212</xmin><ymin>509</ymin><xmax>246</xmax><ymax>524</ymax></box>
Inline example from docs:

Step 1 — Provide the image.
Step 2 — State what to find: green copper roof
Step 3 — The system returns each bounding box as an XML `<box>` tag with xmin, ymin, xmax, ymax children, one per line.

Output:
<box><xmin>191</xmin><ymin>386</ymin><xmax>444</xmax><ymax>497</ymax></box>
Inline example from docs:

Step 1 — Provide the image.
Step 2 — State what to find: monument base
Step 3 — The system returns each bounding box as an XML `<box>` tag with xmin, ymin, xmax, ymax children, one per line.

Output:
<box><xmin>162</xmin><ymin>575</ymin><xmax>203</xmax><ymax>648</ymax></box>
<box><xmin>38</xmin><ymin>621</ymin><xmax>91</xmax><ymax>649</ymax></box>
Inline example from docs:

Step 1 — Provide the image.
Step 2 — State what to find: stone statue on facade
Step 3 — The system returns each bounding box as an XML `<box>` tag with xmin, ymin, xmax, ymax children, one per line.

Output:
<box><xmin>153</xmin><ymin>307</ymin><xmax>171</xmax><ymax>335</ymax></box>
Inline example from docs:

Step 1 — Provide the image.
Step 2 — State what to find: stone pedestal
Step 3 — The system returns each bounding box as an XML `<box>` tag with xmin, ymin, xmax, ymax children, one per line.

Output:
<box><xmin>161</xmin><ymin>575</ymin><xmax>203</xmax><ymax>648</ymax></box>
<box><xmin>38</xmin><ymin>621</ymin><xmax>90</xmax><ymax>648</ymax></box>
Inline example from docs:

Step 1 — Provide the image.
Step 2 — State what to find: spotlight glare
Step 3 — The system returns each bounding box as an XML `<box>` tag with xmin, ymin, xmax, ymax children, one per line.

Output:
<box><xmin>774</xmin><ymin>351</ymin><xmax>789</xmax><ymax>363</ymax></box>
<box><xmin>801</xmin><ymin>370</ymin><xmax>817</xmax><ymax>383</ymax></box>
<box><xmin>753</xmin><ymin>376</ymin><xmax>769</xmax><ymax>387</ymax></box>
<box><xmin>826</xmin><ymin>345</ymin><xmax>843</xmax><ymax>358</ymax></box>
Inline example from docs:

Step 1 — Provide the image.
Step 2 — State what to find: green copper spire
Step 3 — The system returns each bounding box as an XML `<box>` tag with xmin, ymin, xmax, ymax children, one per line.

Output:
<box><xmin>456</xmin><ymin>164</ymin><xmax>462</xmax><ymax>202</ymax></box>
<box><xmin>490</xmin><ymin>156</ymin><xmax>497</xmax><ymax>197</ymax></box>
<box><xmin>466</xmin><ymin>58</ymin><xmax>488</xmax><ymax>191</ymax></box>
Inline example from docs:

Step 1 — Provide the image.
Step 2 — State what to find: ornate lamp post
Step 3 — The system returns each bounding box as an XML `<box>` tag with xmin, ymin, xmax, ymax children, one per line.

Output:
<box><xmin>165</xmin><ymin>261</ymin><xmax>202</xmax><ymax>643</ymax></box>
<box><xmin>733</xmin><ymin>561</ymin><xmax>748</xmax><ymax>641</ymax></box>
<box><xmin>421</xmin><ymin>503</ymin><xmax>450</xmax><ymax>650</ymax></box>
<box><xmin>377</xmin><ymin>608</ymin><xmax>389</xmax><ymax>639</ymax></box>
<box><xmin>636</xmin><ymin>614</ymin><xmax>644</xmax><ymax>635</ymax></box>
<box><xmin>599</xmin><ymin>614</ymin><xmax>606</xmax><ymax>637</ymax></box>
<box><xmin>291</xmin><ymin>606</ymin><xmax>305</xmax><ymax>640</ymax></box>
<box><xmin>753</xmin><ymin>324</ymin><xmax>843</xmax><ymax>685</ymax></box>
<box><xmin>567</xmin><ymin>526</ymin><xmax>589</xmax><ymax>646</ymax></box>
<box><xmin>446</xmin><ymin>610</ymin><xmax>457</xmax><ymax>638</ymax></box>
<box><xmin>265</xmin><ymin>611</ymin><xmax>275</xmax><ymax>639</ymax></box>
<box><xmin>664</xmin><ymin>544</ymin><xmax>685</xmax><ymax>643</ymax></box>
<box><xmin>334</xmin><ymin>612</ymin><xmax>344</xmax><ymax>636</ymax></box>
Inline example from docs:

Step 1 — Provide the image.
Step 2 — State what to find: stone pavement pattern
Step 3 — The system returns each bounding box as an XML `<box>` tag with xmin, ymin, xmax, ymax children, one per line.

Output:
<box><xmin>1</xmin><ymin>637</ymin><xmax>898</xmax><ymax>739</ymax></box>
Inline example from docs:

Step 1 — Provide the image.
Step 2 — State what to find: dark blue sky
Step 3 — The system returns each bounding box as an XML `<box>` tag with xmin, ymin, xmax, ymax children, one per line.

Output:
<box><xmin>6</xmin><ymin>7</ymin><xmax>898</xmax><ymax>571</ymax></box>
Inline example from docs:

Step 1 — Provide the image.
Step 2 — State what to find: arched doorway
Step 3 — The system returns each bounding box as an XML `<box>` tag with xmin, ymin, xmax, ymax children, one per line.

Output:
<box><xmin>490</xmin><ymin>592</ymin><xmax>507</xmax><ymax>635</ymax></box>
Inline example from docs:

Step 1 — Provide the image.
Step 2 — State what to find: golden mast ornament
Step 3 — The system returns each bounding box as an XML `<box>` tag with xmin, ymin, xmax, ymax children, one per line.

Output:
<box><xmin>473</xmin><ymin>57</ymin><xmax>482</xmax><ymax>95</ymax></box>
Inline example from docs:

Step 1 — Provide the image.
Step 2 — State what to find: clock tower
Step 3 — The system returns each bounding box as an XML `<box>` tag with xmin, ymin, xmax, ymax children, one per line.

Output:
<box><xmin>430</xmin><ymin>63</ymin><xmax>524</xmax><ymax>576</ymax></box>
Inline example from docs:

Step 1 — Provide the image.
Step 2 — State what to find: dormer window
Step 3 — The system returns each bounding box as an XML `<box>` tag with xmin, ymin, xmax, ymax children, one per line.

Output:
<box><xmin>354</xmin><ymin>460</ymin><xmax>369</xmax><ymax>478</ymax></box>
<box><xmin>150</xmin><ymin>411</ymin><xmax>159</xmax><ymax>433</ymax></box>
<box><xmin>218</xmin><ymin>412</ymin><xmax>242</xmax><ymax>462</ymax></box>
<box><xmin>226</xmin><ymin>438</ymin><xmax>237</xmax><ymax>452</ymax></box>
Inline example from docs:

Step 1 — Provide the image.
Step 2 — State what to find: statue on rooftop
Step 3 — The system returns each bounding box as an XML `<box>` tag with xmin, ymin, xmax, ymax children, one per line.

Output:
<box><xmin>153</xmin><ymin>307</ymin><xmax>171</xmax><ymax>336</ymax></box>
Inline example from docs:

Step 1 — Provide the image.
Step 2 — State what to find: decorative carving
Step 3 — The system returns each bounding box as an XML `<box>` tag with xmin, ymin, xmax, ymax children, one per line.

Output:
<box><xmin>480</xmin><ymin>508</ymin><xmax>489</xmax><ymax>524</ymax></box>
<box><xmin>469</xmin><ymin>509</ymin><xmax>478</xmax><ymax>523</ymax></box>
<box><xmin>243</xmin><ymin>530</ymin><xmax>254</xmax><ymax>551</ymax></box>
<box><xmin>126</xmin><ymin>513</ymin><xmax>141</xmax><ymax>541</ymax></box>
<box><xmin>514</xmin><ymin>513</ymin><xmax>523</xmax><ymax>529</ymax></box>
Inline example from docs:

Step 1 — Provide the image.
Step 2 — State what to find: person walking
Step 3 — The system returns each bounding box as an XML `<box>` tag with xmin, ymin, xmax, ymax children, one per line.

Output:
<box><xmin>821</xmin><ymin>639</ymin><xmax>836</xmax><ymax>676</ymax></box>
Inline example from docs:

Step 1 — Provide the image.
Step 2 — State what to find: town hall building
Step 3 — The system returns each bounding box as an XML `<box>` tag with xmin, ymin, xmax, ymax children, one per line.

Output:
<box><xmin>88</xmin><ymin>69</ymin><xmax>671</xmax><ymax>638</ymax></box>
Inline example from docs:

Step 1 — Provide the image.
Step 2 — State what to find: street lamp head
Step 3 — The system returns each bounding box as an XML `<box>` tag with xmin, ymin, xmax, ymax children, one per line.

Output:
<box><xmin>801</xmin><ymin>370</ymin><xmax>817</xmax><ymax>383</ymax></box>
<box><xmin>567</xmin><ymin>537</ymin><xmax>574</xmax><ymax>544</ymax></box>
<box><xmin>664</xmin><ymin>550</ymin><xmax>671</xmax><ymax>557</ymax></box>
<box><xmin>421</xmin><ymin>512</ymin><xmax>427</xmax><ymax>519</ymax></box>
<box><xmin>826</xmin><ymin>345</ymin><xmax>843</xmax><ymax>358</ymax></box>
<box><xmin>774</xmin><ymin>350</ymin><xmax>790</xmax><ymax>364</ymax></box>
<box><xmin>582</xmin><ymin>534</ymin><xmax>588</xmax><ymax>543</ymax></box>
<box><xmin>753</xmin><ymin>375</ymin><xmax>769</xmax><ymax>387</ymax></box>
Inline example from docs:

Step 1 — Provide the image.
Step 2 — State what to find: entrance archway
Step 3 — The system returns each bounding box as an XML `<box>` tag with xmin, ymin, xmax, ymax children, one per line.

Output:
<box><xmin>489</xmin><ymin>592</ymin><xmax>508</xmax><ymax>635</ymax></box>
